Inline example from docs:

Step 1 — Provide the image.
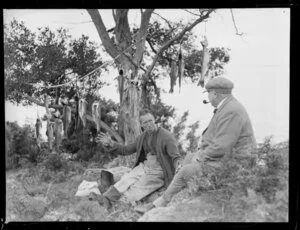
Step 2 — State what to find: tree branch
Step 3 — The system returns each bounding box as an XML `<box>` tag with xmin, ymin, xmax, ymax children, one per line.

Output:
<box><xmin>112</xmin><ymin>9</ymin><xmax>117</xmax><ymax>23</ymax></box>
<box><xmin>153</xmin><ymin>12</ymin><xmax>173</xmax><ymax>29</ymax></box>
<box><xmin>133</xmin><ymin>9</ymin><xmax>154</xmax><ymax>66</ymax></box>
<box><xmin>87</xmin><ymin>9</ymin><xmax>120</xmax><ymax>62</ymax></box>
<box><xmin>144</xmin><ymin>9</ymin><xmax>215</xmax><ymax>81</ymax></box>
<box><xmin>230</xmin><ymin>9</ymin><xmax>244</xmax><ymax>36</ymax></box>
<box><xmin>114</xmin><ymin>9</ymin><xmax>132</xmax><ymax>48</ymax></box>
<box><xmin>107</xmin><ymin>27</ymin><xmax>115</xmax><ymax>33</ymax></box>
<box><xmin>146</xmin><ymin>37</ymin><xmax>157</xmax><ymax>54</ymax></box>
<box><xmin>183</xmin><ymin>9</ymin><xmax>201</xmax><ymax>17</ymax></box>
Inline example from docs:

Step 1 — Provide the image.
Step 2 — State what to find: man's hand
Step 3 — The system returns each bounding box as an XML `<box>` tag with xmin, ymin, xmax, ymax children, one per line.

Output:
<box><xmin>95</xmin><ymin>132</ymin><xmax>114</xmax><ymax>148</ymax></box>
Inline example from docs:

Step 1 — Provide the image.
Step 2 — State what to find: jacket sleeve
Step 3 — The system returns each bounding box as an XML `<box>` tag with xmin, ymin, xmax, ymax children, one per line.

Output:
<box><xmin>164</xmin><ymin>134</ymin><xmax>181</xmax><ymax>168</ymax></box>
<box><xmin>108</xmin><ymin>136</ymin><xmax>139</xmax><ymax>156</ymax></box>
<box><xmin>203</xmin><ymin>111</ymin><xmax>243</xmax><ymax>160</ymax></box>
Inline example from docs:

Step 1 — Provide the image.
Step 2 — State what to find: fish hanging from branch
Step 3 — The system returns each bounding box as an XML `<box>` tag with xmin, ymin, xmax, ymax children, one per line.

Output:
<box><xmin>169</xmin><ymin>59</ymin><xmax>178</xmax><ymax>93</ymax></box>
<box><xmin>178</xmin><ymin>47</ymin><xmax>185</xmax><ymax>93</ymax></box>
<box><xmin>118</xmin><ymin>69</ymin><xmax>124</xmax><ymax>103</ymax></box>
<box><xmin>63</xmin><ymin>105</ymin><xmax>72</xmax><ymax>139</ymax></box>
<box><xmin>79</xmin><ymin>98</ymin><xmax>88</xmax><ymax>128</ymax></box>
<box><xmin>92</xmin><ymin>101</ymin><xmax>101</xmax><ymax>133</ymax></box>
<box><xmin>47</xmin><ymin>121</ymin><xmax>55</xmax><ymax>151</ymax></box>
<box><xmin>35</xmin><ymin>118</ymin><xmax>42</xmax><ymax>140</ymax></box>
<box><xmin>198</xmin><ymin>36</ymin><xmax>210</xmax><ymax>88</ymax></box>
<box><xmin>54</xmin><ymin>118</ymin><xmax>63</xmax><ymax>151</ymax></box>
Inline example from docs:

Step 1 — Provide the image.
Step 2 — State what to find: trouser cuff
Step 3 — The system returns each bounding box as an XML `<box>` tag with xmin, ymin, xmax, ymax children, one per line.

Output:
<box><xmin>103</xmin><ymin>185</ymin><xmax>122</xmax><ymax>202</ymax></box>
<box><xmin>152</xmin><ymin>195</ymin><xmax>169</xmax><ymax>207</ymax></box>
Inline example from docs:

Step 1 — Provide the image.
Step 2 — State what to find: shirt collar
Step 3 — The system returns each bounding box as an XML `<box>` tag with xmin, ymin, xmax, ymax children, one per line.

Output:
<box><xmin>216</xmin><ymin>97</ymin><xmax>228</xmax><ymax>109</ymax></box>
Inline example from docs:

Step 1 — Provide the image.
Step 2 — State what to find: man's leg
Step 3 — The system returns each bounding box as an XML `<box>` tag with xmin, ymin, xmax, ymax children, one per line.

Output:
<box><xmin>122</xmin><ymin>166</ymin><xmax>164</xmax><ymax>203</ymax></box>
<box><xmin>102</xmin><ymin>163</ymin><xmax>145</xmax><ymax>208</ymax></box>
<box><xmin>153</xmin><ymin>162</ymin><xmax>203</xmax><ymax>207</ymax></box>
<box><xmin>112</xmin><ymin>163</ymin><xmax>145</xmax><ymax>193</ymax></box>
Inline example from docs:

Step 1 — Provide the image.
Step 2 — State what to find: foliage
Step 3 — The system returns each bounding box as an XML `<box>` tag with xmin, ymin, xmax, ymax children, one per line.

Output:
<box><xmin>4</xmin><ymin>20</ymin><xmax>106</xmax><ymax>105</ymax></box>
<box><xmin>182</xmin><ymin>137</ymin><xmax>289</xmax><ymax>221</ymax></box>
<box><xmin>139</xmin><ymin>19</ymin><xmax>230</xmax><ymax>105</ymax></box>
<box><xmin>40</xmin><ymin>153</ymin><xmax>86</xmax><ymax>183</ymax></box>
<box><xmin>62</xmin><ymin>124</ymin><xmax>99</xmax><ymax>161</ymax></box>
<box><xmin>148</xmin><ymin>100</ymin><xmax>176</xmax><ymax>131</ymax></box>
<box><xmin>43</xmin><ymin>154</ymin><xmax>68</xmax><ymax>172</ymax></box>
<box><xmin>172</xmin><ymin>111</ymin><xmax>189</xmax><ymax>155</ymax></box>
<box><xmin>185</xmin><ymin>121</ymin><xmax>201</xmax><ymax>153</ymax></box>
<box><xmin>5</xmin><ymin>121</ymin><xmax>40</xmax><ymax>169</ymax></box>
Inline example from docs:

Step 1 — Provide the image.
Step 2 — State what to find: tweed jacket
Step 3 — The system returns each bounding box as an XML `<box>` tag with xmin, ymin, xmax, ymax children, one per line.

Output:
<box><xmin>109</xmin><ymin>127</ymin><xmax>181</xmax><ymax>187</ymax></box>
<box><xmin>200</xmin><ymin>95</ymin><xmax>257</xmax><ymax>161</ymax></box>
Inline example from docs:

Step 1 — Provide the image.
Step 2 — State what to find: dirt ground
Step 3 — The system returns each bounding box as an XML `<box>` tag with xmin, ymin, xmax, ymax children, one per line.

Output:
<box><xmin>5</xmin><ymin>162</ymin><xmax>146</xmax><ymax>222</ymax></box>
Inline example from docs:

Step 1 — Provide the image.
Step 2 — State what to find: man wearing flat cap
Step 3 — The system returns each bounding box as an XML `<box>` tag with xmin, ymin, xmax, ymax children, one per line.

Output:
<box><xmin>136</xmin><ymin>76</ymin><xmax>257</xmax><ymax>213</ymax></box>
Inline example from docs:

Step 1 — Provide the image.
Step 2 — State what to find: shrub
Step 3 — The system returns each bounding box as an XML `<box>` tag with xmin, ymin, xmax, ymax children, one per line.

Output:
<box><xmin>43</xmin><ymin>154</ymin><xmax>68</xmax><ymax>172</ymax></box>
<box><xmin>183</xmin><ymin>137</ymin><xmax>289</xmax><ymax>221</ymax></box>
<box><xmin>62</xmin><ymin>123</ymin><xmax>97</xmax><ymax>159</ymax></box>
<box><xmin>5</xmin><ymin>121</ymin><xmax>39</xmax><ymax>169</ymax></box>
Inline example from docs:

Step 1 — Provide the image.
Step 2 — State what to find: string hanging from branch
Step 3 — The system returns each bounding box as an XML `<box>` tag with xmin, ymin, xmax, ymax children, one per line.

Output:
<box><xmin>178</xmin><ymin>41</ymin><xmax>185</xmax><ymax>93</ymax></box>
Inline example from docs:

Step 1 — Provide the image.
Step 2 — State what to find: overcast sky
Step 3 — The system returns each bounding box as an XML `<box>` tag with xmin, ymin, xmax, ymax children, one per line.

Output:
<box><xmin>4</xmin><ymin>8</ymin><xmax>290</xmax><ymax>144</ymax></box>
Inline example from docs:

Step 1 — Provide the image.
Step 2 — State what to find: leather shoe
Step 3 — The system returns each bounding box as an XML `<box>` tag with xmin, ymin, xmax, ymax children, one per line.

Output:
<box><xmin>134</xmin><ymin>203</ymin><xmax>155</xmax><ymax>214</ymax></box>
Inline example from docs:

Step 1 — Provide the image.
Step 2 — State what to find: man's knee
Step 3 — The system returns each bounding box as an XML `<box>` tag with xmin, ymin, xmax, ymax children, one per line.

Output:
<box><xmin>182</xmin><ymin>152</ymin><xmax>194</xmax><ymax>165</ymax></box>
<box><xmin>177</xmin><ymin>163</ymin><xmax>202</xmax><ymax>180</ymax></box>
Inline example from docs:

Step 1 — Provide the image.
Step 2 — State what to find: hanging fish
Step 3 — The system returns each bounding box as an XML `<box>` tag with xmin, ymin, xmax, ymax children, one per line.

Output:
<box><xmin>79</xmin><ymin>98</ymin><xmax>88</xmax><ymax>128</ymax></box>
<box><xmin>54</xmin><ymin>118</ymin><xmax>63</xmax><ymax>151</ymax></box>
<box><xmin>63</xmin><ymin>105</ymin><xmax>72</xmax><ymax>139</ymax></box>
<box><xmin>198</xmin><ymin>36</ymin><xmax>210</xmax><ymax>88</ymax></box>
<box><xmin>169</xmin><ymin>60</ymin><xmax>178</xmax><ymax>93</ymax></box>
<box><xmin>35</xmin><ymin>118</ymin><xmax>42</xmax><ymax>140</ymax></box>
<box><xmin>178</xmin><ymin>48</ymin><xmax>185</xmax><ymax>93</ymax></box>
<box><xmin>92</xmin><ymin>101</ymin><xmax>101</xmax><ymax>133</ymax></box>
<box><xmin>74</xmin><ymin>94</ymin><xmax>80</xmax><ymax>130</ymax></box>
<box><xmin>47</xmin><ymin>121</ymin><xmax>54</xmax><ymax>151</ymax></box>
<box><xmin>118</xmin><ymin>69</ymin><xmax>124</xmax><ymax>103</ymax></box>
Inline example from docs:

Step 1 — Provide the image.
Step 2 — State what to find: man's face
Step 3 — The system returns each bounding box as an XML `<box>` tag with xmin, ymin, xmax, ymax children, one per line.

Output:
<box><xmin>207</xmin><ymin>90</ymin><xmax>218</xmax><ymax>107</ymax></box>
<box><xmin>140</xmin><ymin>113</ymin><xmax>156</xmax><ymax>133</ymax></box>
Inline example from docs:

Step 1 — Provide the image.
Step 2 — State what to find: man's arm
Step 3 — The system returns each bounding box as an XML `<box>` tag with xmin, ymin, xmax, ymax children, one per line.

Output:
<box><xmin>97</xmin><ymin>132</ymin><xmax>139</xmax><ymax>156</ymax></box>
<box><xmin>109</xmin><ymin>141</ymin><xmax>137</xmax><ymax>156</ymax></box>
<box><xmin>202</xmin><ymin>111</ymin><xmax>243</xmax><ymax>160</ymax></box>
<box><xmin>164</xmin><ymin>134</ymin><xmax>181</xmax><ymax>170</ymax></box>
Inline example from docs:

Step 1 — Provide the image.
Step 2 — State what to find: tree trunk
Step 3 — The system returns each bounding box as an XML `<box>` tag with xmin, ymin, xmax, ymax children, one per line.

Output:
<box><xmin>141</xmin><ymin>81</ymin><xmax>151</xmax><ymax>109</ymax></box>
<box><xmin>119</xmin><ymin>77</ymin><xmax>142</xmax><ymax>144</ymax></box>
<box><xmin>87</xmin><ymin>9</ymin><xmax>154</xmax><ymax>144</ymax></box>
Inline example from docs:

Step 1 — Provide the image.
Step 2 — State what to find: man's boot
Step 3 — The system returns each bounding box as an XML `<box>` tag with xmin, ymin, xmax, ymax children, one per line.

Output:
<box><xmin>101</xmin><ymin>185</ymin><xmax>122</xmax><ymax>210</ymax></box>
<box><xmin>134</xmin><ymin>203</ymin><xmax>155</xmax><ymax>214</ymax></box>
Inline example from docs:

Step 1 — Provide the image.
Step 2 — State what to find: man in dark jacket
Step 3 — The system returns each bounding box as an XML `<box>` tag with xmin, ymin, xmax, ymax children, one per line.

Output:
<box><xmin>96</xmin><ymin>109</ymin><xmax>181</xmax><ymax>208</ymax></box>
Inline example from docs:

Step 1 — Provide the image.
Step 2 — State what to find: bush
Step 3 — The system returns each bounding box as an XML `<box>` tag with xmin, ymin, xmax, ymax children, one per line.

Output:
<box><xmin>183</xmin><ymin>137</ymin><xmax>288</xmax><ymax>221</ymax></box>
<box><xmin>5</xmin><ymin>121</ymin><xmax>39</xmax><ymax>169</ymax></box>
<box><xmin>43</xmin><ymin>154</ymin><xmax>68</xmax><ymax>172</ymax></box>
<box><xmin>62</xmin><ymin>123</ymin><xmax>98</xmax><ymax>160</ymax></box>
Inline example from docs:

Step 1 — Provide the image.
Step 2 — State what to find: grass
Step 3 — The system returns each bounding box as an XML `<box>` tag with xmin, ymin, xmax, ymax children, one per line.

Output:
<box><xmin>6</xmin><ymin>131</ymin><xmax>289</xmax><ymax>222</ymax></box>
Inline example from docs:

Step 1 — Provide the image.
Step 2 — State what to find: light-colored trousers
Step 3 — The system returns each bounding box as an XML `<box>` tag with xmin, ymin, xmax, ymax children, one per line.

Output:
<box><xmin>114</xmin><ymin>154</ymin><xmax>164</xmax><ymax>204</ymax></box>
<box><xmin>153</xmin><ymin>152</ymin><xmax>221</xmax><ymax>207</ymax></box>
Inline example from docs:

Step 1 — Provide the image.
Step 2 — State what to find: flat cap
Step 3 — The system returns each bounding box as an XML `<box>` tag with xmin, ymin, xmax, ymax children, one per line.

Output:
<box><xmin>205</xmin><ymin>77</ymin><xmax>234</xmax><ymax>93</ymax></box>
